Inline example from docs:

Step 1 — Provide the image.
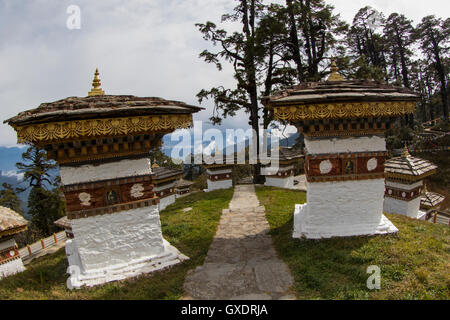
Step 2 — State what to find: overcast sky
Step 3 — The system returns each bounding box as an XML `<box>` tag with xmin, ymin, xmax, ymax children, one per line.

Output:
<box><xmin>0</xmin><ymin>0</ymin><xmax>448</xmax><ymax>147</ymax></box>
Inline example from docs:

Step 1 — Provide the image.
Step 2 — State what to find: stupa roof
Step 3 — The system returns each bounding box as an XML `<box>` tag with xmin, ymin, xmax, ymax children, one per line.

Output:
<box><xmin>175</xmin><ymin>179</ymin><xmax>194</xmax><ymax>188</ymax></box>
<box><xmin>54</xmin><ymin>216</ymin><xmax>72</xmax><ymax>230</ymax></box>
<box><xmin>263</xmin><ymin>80</ymin><xmax>419</xmax><ymax>106</ymax></box>
<box><xmin>262</xmin><ymin>59</ymin><xmax>419</xmax><ymax>122</ymax></box>
<box><xmin>152</xmin><ymin>167</ymin><xmax>184</xmax><ymax>182</ymax></box>
<box><xmin>5</xmin><ymin>95</ymin><xmax>203</xmax><ymax>127</ymax></box>
<box><xmin>421</xmin><ymin>192</ymin><xmax>445</xmax><ymax>209</ymax></box>
<box><xmin>385</xmin><ymin>148</ymin><xmax>437</xmax><ymax>179</ymax></box>
<box><xmin>4</xmin><ymin>69</ymin><xmax>203</xmax><ymax>145</ymax></box>
<box><xmin>261</xmin><ymin>147</ymin><xmax>303</xmax><ymax>163</ymax></box>
<box><xmin>0</xmin><ymin>206</ymin><xmax>28</xmax><ymax>238</ymax></box>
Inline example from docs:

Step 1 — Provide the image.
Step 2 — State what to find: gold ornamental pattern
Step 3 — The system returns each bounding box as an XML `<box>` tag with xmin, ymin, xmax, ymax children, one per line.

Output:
<box><xmin>272</xmin><ymin>101</ymin><xmax>416</xmax><ymax>121</ymax></box>
<box><xmin>14</xmin><ymin>114</ymin><xmax>193</xmax><ymax>144</ymax></box>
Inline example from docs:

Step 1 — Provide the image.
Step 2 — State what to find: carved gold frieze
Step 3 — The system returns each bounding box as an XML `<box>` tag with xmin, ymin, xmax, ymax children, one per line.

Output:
<box><xmin>273</xmin><ymin>101</ymin><xmax>416</xmax><ymax>121</ymax></box>
<box><xmin>13</xmin><ymin>114</ymin><xmax>193</xmax><ymax>144</ymax></box>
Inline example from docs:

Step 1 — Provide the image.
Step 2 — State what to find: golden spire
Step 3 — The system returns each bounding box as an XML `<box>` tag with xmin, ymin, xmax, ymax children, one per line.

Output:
<box><xmin>151</xmin><ymin>159</ymin><xmax>160</xmax><ymax>168</ymax></box>
<box><xmin>401</xmin><ymin>145</ymin><xmax>411</xmax><ymax>158</ymax></box>
<box><xmin>88</xmin><ymin>68</ymin><xmax>105</xmax><ymax>96</ymax></box>
<box><xmin>327</xmin><ymin>58</ymin><xmax>345</xmax><ymax>81</ymax></box>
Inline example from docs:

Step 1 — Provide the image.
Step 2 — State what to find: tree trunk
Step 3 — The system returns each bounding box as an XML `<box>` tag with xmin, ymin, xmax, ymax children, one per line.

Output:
<box><xmin>286</xmin><ymin>0</ymin><xmax>304</xmax><ymax>82</ymax></box>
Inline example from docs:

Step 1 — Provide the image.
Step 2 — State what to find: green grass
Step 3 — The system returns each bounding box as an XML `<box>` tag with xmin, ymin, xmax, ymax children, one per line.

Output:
<box><xmin>0</xmin><ymin>189</ymin><xmax>233</xmax><ymax>300</ymax></box>
<box><xmin>255</xmin><ymin>186</ymin><xmax>450</xmax><ymax>300</ymax></box>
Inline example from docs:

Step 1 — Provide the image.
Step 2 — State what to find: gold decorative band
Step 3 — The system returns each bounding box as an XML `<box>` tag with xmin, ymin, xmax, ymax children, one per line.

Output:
<box><xmin>0</xmin><ymin>226</ymin><xmax>28</xmax><ymax>238</ymax></box>
<box><xmin>385</xmin><ymin>170</ymin><xmax>436</xmax><ymax>182</ymax></box>
<box><xmin>13</xmin><ymin>114</ymin><xmax>193</xmax><ymax>144</ymax></box>
<box><xmin>273</xmin><ymin>101</ymin><xmax>416</xmax><ymax>121</ymax></box>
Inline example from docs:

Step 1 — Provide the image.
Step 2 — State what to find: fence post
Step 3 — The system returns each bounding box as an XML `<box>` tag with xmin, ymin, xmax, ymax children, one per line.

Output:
<box><xmin>41</xmin><ymin>239</ymin><xmax>45</xmax><ymax>249</ymax></box>
<box><xmin>433</xmin><ymin>213</ymin><xmax>437</xmax><ymax>224</ymax></box>
<box><xmin>27</xmin><ymin>245</ymin><xmax>32</xmax><ymax>256</ymax></box>
<box><xmin>53</xmin><ymin>233</ymin><xmax>58</xmax><ymax>243</ymax></box>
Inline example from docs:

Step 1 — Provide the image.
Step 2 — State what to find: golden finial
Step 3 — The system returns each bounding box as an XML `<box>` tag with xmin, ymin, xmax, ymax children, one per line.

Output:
<box><xmin>401</xmin><ymin>145</ymin><xmax>410</xmax><ymax>158</ymax></box>
<box><xmin>88</xmin><ymin>68</ymin><xmax>105</xmax><ymax>96</ymax></box>
<box><xmin>327</xmin><ymin>58</ymin><xmax>345</xmax><ymax>81</ymax></box>
<box><xmin>151</xmin><ymin>159</ymin><xmax>160</xmax><ymax>168</ymax></box>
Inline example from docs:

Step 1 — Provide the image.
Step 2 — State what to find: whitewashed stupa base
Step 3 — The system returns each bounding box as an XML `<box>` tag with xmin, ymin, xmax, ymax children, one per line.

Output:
<box><xmin>158</xmin><ymin>194</ymin><xmax>176</xmax><ymax>211</ymax></box>
<box><xmin>264</xmin><ymin>176</ymin><xmax>295</xmax><ymax>189</ymax></box>
<box><xmin>293</xmin><ymin>204</ymin><xmax>398</xmax><ymax>239</ymax></box>
<box><xmin>206</xmin><ymin>179</ymin><xmax>232</xmax><ymax>192</ymax></box>
<box><xmin>65</xmin><ymin>238</ymin><xmax>188</xmax><ymax>289</ymax></box>
<box><xmin>0</xmin><ymin>258</ymin><xmax>25</xmax><ymax>279</ymax></box>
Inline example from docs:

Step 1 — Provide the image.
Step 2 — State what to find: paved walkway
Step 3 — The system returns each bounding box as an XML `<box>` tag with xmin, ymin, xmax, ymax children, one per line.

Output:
<box><xmin>183</xmin><ymin>185</ymin><xmax>294</xmax><ymax>300</ymax></box>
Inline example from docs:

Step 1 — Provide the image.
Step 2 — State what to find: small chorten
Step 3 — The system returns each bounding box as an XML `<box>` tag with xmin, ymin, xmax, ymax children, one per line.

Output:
<box><xmin>327</xmin><ymin>58</ymin><xmax>345</xmax><ymax>81</ymax></box>
<box><xmin>88</xmin><ymin>68</ymin><xmax>105</xmax><ymax>96</ymax></box>
<box><xmin>384</xmin><ymin>146</ymin><xmax>438</xmax><ymax>219</ymax></box>
<box><xmin>0</xmin><ymin>206</ymin><xmax>28</xmax><ymax>279</ymax></box>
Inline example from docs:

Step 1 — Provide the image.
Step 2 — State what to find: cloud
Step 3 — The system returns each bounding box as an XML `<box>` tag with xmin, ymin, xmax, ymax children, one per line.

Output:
<box><xmin>0</xmin><ymin>0</ymin><xmax>448</xmax><ymax>148</ymax></box>
<box><xmin>1</xmin><ymin>170</ymin><xmax>24</xmax><ymax>181</ymax></box>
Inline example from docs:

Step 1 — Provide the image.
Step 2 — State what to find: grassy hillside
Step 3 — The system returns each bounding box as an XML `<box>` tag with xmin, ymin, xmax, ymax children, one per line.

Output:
<box><xmin>0</xmin><ymin>189</ymin><xmax>233</xmax><ymax>300</ymax></box>
<box><xmin>255</xmin><ymin>187</ymin><xmax>450</xmax><ymax>300</ymax></box>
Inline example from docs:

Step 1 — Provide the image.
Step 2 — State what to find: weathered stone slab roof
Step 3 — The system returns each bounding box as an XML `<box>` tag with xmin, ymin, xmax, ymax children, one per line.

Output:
<box><xmin>54</xmin><ymin>216</ymin><xmax>72</xmax><ymax>230</ymax></box>
<box><xmin>5</xmin><ymin>95</ymin><xmax>203</xmax><ymax>127</ymax></box>
<box><xmin>152</xmin><ymin>167</ymin><xmax>184</xmax><ymax>182</ymax></box>
<box><xmin>263</xmin><ymin>80</ymin><xmax>419</xmax><ymax>106</ymax></box>
<box><xmin>421</xmin><ymin>192</ymin><xmax>445</xmax><ymax>209</ymax></box>
<box><xmin>0</xmin><ymin>206</ymin><xmax>28</xmax><ymax>238</ymax></box>
<box><xmin>174</xmin><ymin>179</ymin><xmax>194</xmax><ymax>189</ymax></box>
<box><xmin>385</xmin><ymin>149</ymin><xmax>437</xmax><ymax>178</ymax></box>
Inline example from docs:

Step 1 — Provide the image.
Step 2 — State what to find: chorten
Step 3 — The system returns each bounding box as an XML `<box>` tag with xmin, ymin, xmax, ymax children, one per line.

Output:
<box><xmin>203</xmin><ymin>148</ymin><xmax>233</xmax><ymax>192</ymax></box>
<box><xmin>420</xmin><ymin>185</ymin><xmax>445</xmax><ymax>211</ymax></box>
<box><xmin>261</xmin><ymin>147</ymin><xmax>303</xmax><ymax>189</ymax></box>
<box><xmin>0</xmin><ymin>206</ymin><xmax>28</xmax><ymax>279</ymax></box>
<box><xmin>262</xmin><ymin>59</ymin><xmax>420</xmax><ymax>239</ymax></box>
<box><xmin>384</xmin><ymin>147</ymin><xmax>437</xmax><ymax>219</ymax></box>
<box><xmin>5</xmin><ymin>69</ymin><xmax>202</xmax><ymax>288</ymax></box>
<box><xmin>151</xmin><ymin>164</ymin><xmax>184</xmax><ymax>211</ymax></box>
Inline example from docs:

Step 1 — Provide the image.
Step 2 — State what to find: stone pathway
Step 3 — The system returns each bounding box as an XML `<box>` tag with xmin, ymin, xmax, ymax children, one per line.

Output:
<box><xmin>183</xmin><ymin>185</ymin><xmax>295</xmax><ymax>300</ymax></box>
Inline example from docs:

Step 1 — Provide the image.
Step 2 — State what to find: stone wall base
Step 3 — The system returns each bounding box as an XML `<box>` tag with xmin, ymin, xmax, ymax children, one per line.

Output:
<box><xmin>264</xmin><ymin>176</ymin><xmax>294</xmax><ymax>189</ymax></box>
<box><xmin>65</xmin><ymin>238</ymin><xmax>188</xmax><ymax>289</ymax></box>
<box><xmin>0</xmin><ymin>258</ymin><xmax>25</xmax><ymax>279</ymax></box>
<box><xmin>293</xmin><ymin>204</ymin><xmax>398</xmax><ymax>239</ymax></box>
<box><xmin>206</xmin><ymin>179</ymin><xmax>232</xmax><ymax>192</ymax></box>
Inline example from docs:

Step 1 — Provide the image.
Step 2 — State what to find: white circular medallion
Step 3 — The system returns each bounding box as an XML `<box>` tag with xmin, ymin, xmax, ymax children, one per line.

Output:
<box><xmin>402</xmin><ymin>192</ymin><xmax>406</xmax><ymax>198</ymax></box>
<box><xmin>319</xmin><ymin>160</ymin><xmax>333</xmax><ymax>175</ymax></box>
<box><xmin>367</xmin><ymin>157</ymin><xmax>378</xmax><ymax>171</ymax></box>
<box><xmin>388</xmin><ymin>189</ymin><xmax>393</xmax><ymax>195</ymax></box>
<box><xmin>9</xmin><ymin>250</ymin><xmax>15</xmax><ymax>257</ymax></box>
<box><xmin>78</xmin><ymin>192</ymin><xmax>91</xmax><ymax>206</ymax></box>
<box><xmin>130</xmin><ymin>183</ymin><xmax>144</xmax><ymax>198</ymax></box>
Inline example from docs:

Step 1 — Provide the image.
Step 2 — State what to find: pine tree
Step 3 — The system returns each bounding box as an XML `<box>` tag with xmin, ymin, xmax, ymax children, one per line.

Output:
<box><xmin>0</xmin><ymin>183</ymin><xmax>23</xmax><ymax>215</ymax></box>
<box><xmin>16</xmin><ymin>146</ymin><xmax>64</xmax><ymax>237</ymax></box>
<box><xmin>415</xmin><ymin>16</ymin><xmax>449</xmax><ymax>122</ymax></box>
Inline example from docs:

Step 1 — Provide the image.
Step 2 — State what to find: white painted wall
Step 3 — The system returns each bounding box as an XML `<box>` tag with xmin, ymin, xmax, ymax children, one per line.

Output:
<box><xmin>206</xmin><ymin>179</ymin><xmax>232</xmax><ymax>192</ymax></box>
<box><xmin>265</xmin><ymin>176</ymin><xmax>294</xmax><ymax>189</ymax></box>
<box><xmin>0</xmin><ymin>238</ymin><xmax>16</xmax><ymax>251</ymax></box>
<box><xmin>70</xmin><ymin>205</ymin><xmax>165</xmax><ymax>272</ymax></box>
<box><xmin>384</xmin><ymin>197</ymin><xmax>421</xmax><ymax>219</ymax></box>
<box><xmin>293</xmin><ymin>179</ymin><xmax>398</xmax><ymax>239</ymax></box>
<box><xmin>0</xmin><ymin>258</ymin><xmax>25</xmax><ymax>279</ymax></box>
<box><xmin>158</xmin><ymin>194</ymin><xmax>176</xmax><ymax>211</ymax></box>
<box><xmin>60</xmin><ymin>157</ymin><xmax>151</xmax><ymax>185</ymax></box>
<box><xmin>305</xmin><ymin>135</ymin><xmax>386</xmax><ymax>154</ymax></box>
